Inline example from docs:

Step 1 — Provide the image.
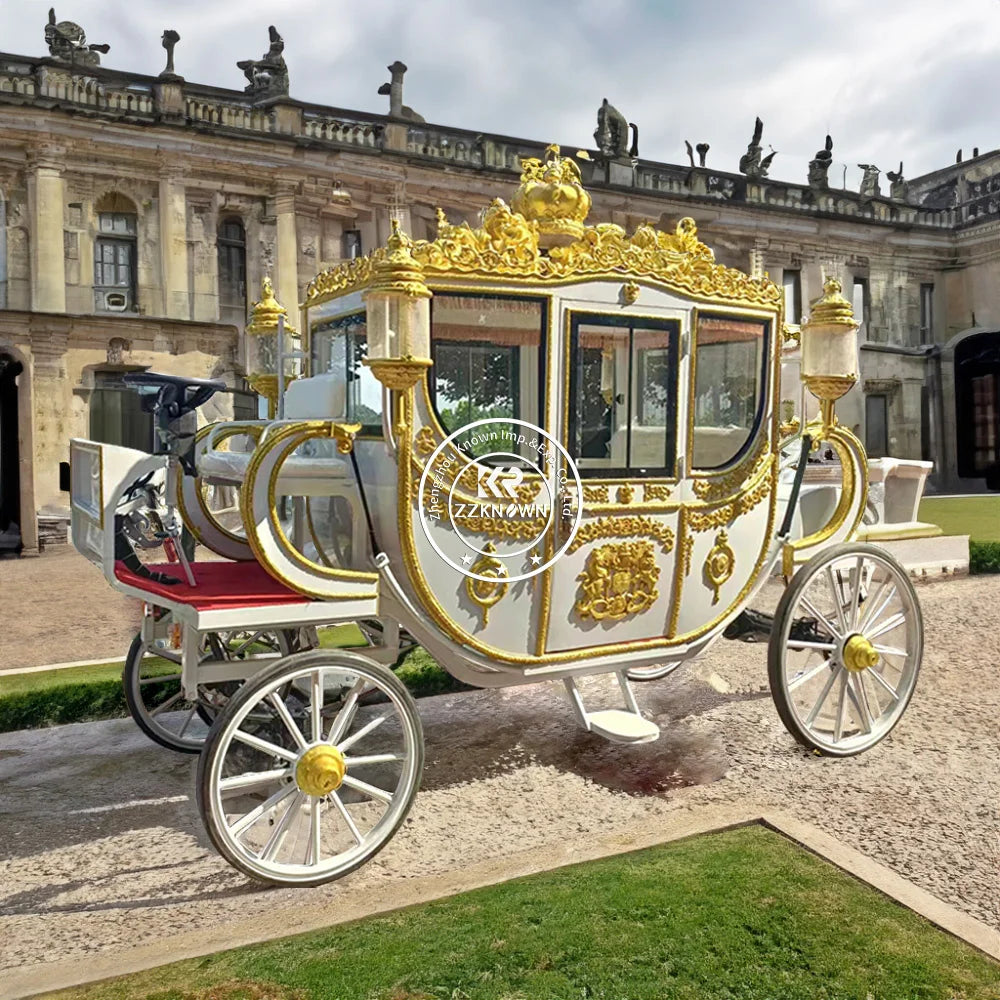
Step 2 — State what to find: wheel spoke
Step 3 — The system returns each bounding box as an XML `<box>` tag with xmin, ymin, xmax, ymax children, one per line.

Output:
<box><xmin>867</xmin><ymin>667</ymin><xmax>900</xmax><ymax>702</ymax></box>
<box><xmin>787</xmin><ymin>639</ymin><xmax>837</xmax><ymax>653</ymax></box>
<box><xmin>260</xmin><ymin>790</ymin><xmax>303</xmax><ymax>861</ymax></box>
<box><xmin>338</xmin><ymin>712</ymin><xmax>389</xmax><ymax>753</ymax></box>
<box><xmin>833</xmin><ymin>671</ymin><xmax>848</xmax><ymax>743</ymax></box>
<box><xmin>219</xmin><ymin>767</ymin><xmax>291</xmax><ymax>793</ymax></box>
<box><xmin>788</xmin><ymin>658</ymin><xmax>833</xmax><ymax>692</ymax></box>
<box><xmin>845</xmin><ymin>675</ymin><xmax>874</xmax><ymax>734</ymax></box>
<box><xmin>326</xmin><ymin>677</ymin><xmax>367</xmax><ymax>744</ymax></box>
<box><xmin>340</xmin><ymin>774</ymin><xmax>393</xmax><ymax>804</ymax></box>
<box><xmin>805</xmin><ymin>666</ymin><xmax>841</xmax><ymax>727</ymax></box>
<box><xmin>267</xmin><ymin>693</ymin><xmax>308</xmax><ymax>750</ymax></box>
<box><xmin>343</xmin><ymin>752</ymin><xmax>404</xmax><ymax>767</ymax></box>
<box><xmin>799</xmin><ymin>595</ymin><xmax>841</xmax><ymax>640</ymax></box>
<box><xmin>228</xmin><ymin>782</ymin><xmax>298</xmax><ymax>839</ymax></box>
<box><xmin>329</xmin><ymin>790</ymin><xmax>364</xmax><ymax>845</ymax></box>
<box><xmin>139</xmin><ymin>673</ymin><xmax>181</xmax><ymax>686</ymax></box>
<box><xmin>147</xmin><ymin>648</ymin><xmax>182</xmax><ymax>666</ymax></box>
<box><xmin>232</xmin><ymin>729</ymin><xmax>299</xmax><ymax>763</ymax></box>
<box><xmin>177</xmin><ymin>705</ymin><xmax>198</xmax><ymax>738</ymax></box>
<box><xmin>873</xmin><ymin>644</ymin><xmax>907</xmax><ymax>659</ymax></box>
<box><xmin>150</xmin><ymin>691</ymin><xmax>183</xmax><ymax>716</ymax></box>
<box><xmin>848</xmin><ymin>556</ymin><xmax>865</xmax><ymax>629</ymax></box>
<box><xmin>826</xmin><ymin>566</ymin><xmax>848</xmax><ymax>633</ymax></box>
<box><xmin>859</xmin><ymin>582</ymin><xmax>897</xmax><ymax>635</ymax></box>
<box><xmin>868</xmin><ymin>611</ymin><xmax>906</xmax><ymax>641</ymax></box>
<box><xmin>308</xmin><ymin>797</ymin><xmax>322</xmax><ymax>865</ymax></box>
<box><xmin>310</xmin><ymin>670</ymin><xmax>324</xmax><ymax>744</ymax></box>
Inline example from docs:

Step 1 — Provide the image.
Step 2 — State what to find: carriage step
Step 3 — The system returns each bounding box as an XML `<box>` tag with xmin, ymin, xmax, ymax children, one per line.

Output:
<box><xmin>585</xmin><ymin>709</ymin><xmax>661</xmax><ymax>745</ymax></box>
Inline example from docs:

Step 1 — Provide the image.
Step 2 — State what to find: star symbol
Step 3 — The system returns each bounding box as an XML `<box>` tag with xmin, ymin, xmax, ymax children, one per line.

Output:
<box><xmin>529</xmin><ymin>552</ymin><xmax>542</xmax><ymax>566</ymax></box>
<box><xmin>462</xmin><ymin>553</ymin><xmax>473</xmax><ymax>565</ymax></box>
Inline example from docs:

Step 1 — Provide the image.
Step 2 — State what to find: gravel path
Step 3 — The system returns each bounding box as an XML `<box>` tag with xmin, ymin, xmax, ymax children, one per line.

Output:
<box><xmin>0</xmin><ymin>575</ymin><xmax>997</xmax><ymax>976</ymax></box>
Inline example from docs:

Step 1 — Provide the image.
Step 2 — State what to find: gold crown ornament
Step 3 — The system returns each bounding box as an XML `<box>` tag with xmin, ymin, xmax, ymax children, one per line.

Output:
<box><xmin>511</xmin><ymin>144</ymin><xmax>592</xmax><ymax>245</ymax></box>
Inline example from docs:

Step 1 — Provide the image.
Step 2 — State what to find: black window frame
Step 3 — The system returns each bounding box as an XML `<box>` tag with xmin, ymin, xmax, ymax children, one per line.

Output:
<box><xmin>217</xmin><ymin>216</ymin><xmax>248</xmax><ymax>318</ymax></box>
<box><xmin>567</xmin><ymin>311</ymin><xmax>680</xmax><ymax>480</ymax></box>
<box><xmin>94</xmin><ymin>211</ymin><xmax>138</xmax><ymax>312</ymax></box>
<box><xmin>691</xmin><ymin>312</ymin><xmax>771</xmax><ymax>471</ymax></box>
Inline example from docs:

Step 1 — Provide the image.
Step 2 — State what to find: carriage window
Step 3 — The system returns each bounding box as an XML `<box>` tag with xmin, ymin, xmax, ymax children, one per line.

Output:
<box><xmin>311</xmin><ymin>311</ymin><xmax>381</xmax><ymax>434</ymax></box>
<box><xmin>691</xmin><ymin>314</ymin><xmax>768</xmax><ymax>469</ymax></box>
<box><xmin>568</xmin><ymin>314</ymin><xmax>679</xmax><ymax>476</ymax></box>
<box><xmin>430</xmin><ymin>294</ymin><xmax>544</xmax><ymax>444</ymax></box>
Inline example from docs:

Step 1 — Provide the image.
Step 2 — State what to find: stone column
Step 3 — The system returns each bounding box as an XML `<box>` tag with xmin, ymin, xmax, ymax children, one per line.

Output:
<box><xmin>28</xmin><ymin>150</ymin><xmax>66</xmax><ymax>314</ymax></box>
<box><xmin>274</xmin><ymin>189</ymin><xmax>300</xmax><ymax>333</ymax></box>
<box><xmin>158</xmin><ymin>167</ymin><xmax>189</xmax><ymax>319</ymax></box>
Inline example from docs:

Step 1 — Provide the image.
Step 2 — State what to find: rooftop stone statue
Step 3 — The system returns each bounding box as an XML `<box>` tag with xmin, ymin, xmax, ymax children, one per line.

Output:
<box><xmin>739</xmin><ymin>117</ymin><xmax>776</xmax><ymax>180</ymax></box>
<box><xmin>594</xmin><ymin>98</ymin><xmax>638</xmax><ymax>162</ymax></box>
<box><xmin>237</xmin><ymin>25</ymin><xmax>289</xmax><ymax>101</ymax></box>
<box><xmin>44</xmin><ymin>7</ymin><xmax>110</xmax><ymax>66</ymax></box>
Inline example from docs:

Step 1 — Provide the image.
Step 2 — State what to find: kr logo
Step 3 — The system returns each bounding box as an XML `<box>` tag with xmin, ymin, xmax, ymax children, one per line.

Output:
<box><xmin>477</xmin><ymin>465</ymin><xmax>524</xmax><ymax>500</ymax></box>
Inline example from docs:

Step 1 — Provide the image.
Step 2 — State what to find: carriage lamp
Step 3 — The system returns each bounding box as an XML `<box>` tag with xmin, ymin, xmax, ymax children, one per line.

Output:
<box><xmin>246</xmin><ymin>276</ymin><xmax>300</xmax><ymax>418</ymax></box>
<box><xmin>362</xmin><ymin>219</ymin><xmax>432</xmax><ymax>390</ymax></box>
<box><xmin>799</xmin><ymin>276</ymin><xmax>860</xmax><ymax>433</ymax></box>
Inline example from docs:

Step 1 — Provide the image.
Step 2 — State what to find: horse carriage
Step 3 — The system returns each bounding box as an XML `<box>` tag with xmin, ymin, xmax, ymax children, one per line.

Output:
<box><xmin>69</xmin><ymin>145</ymin><xmax>922</xmax><ymax>887</ymax></box>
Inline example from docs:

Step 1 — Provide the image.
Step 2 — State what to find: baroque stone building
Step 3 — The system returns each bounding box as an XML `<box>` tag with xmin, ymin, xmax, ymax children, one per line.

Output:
<box><xmin>0</xmin><ymin>17</ymin><xmax>997</xmax><ymax>554</ymax></box>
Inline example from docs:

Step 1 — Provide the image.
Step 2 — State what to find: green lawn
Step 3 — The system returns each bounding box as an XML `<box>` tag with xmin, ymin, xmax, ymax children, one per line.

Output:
<box><xmin>45</xmin><ymin>826</ymin><xmax>999</xmax><ymax>1000</ymax></box>
<box><xmin>919</xmin><ymin>495</ymin><xmax>1000</xmax><ymax>542</ymax></box>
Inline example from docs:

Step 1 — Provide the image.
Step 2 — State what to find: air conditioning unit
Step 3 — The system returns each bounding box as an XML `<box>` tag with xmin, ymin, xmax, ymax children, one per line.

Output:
<box><xmin>98</xmin><ymin>289</ymin><xmax>131</xmax><ymax>312</ymax></box>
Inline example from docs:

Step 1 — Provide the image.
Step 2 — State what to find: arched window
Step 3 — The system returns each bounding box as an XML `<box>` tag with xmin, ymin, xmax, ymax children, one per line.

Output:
<box><xmin>217</xmin><ymin>217</ymin><xmax>247</xmax><ymax>324</ymax></box>
<box><xmin>93</xmin><ymin>192</ymin><xmax>138</xmax><ymax>312</ymax></box>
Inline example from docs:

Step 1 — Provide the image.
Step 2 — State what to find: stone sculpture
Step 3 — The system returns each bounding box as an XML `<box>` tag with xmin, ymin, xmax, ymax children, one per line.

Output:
<box><xmin>739</xmin><ymin>117</ymin><xmax>775</xmax><ymax>179</ymax></box>
<box><xmin>44</xmin><ymin>7</ymin><xmax>110</xmax><ymax>66</ymax></box>
<box><xmin>696</xmin><ymin>142</ymin><xmax>709</xmax><ymax>167</ymax></box>
<box><xmin>685</xmin><ymin>140</ymin><xmax>695</xmax><ymax>168</ymax></box>
<box><xmin>160</xmin><ymin>30</ymin><xmax>180</xmax><ymax>79</ymax></box>
<box><xmin>237</xmin><ymin>25</ymin><xmax>289</xmax><ymax>100</ymax></box>
<box><xmin>594</xmin><ymin>98</ymin><xmax>638</xmax><ymax>162</ymax></box>
<box><xmin>807</xmin><ymin>134</ymin><xmax>833</xmax><ymax>190</ymax></box>
<box><xmin>378</xmin><ymin>61</ymin><xmax>425</xmax><ymax>122</ymax></box>
<box><xmin>858</xmin><ymin>164</ymin><xmax>881</xmax><ymax>202</ymax></box>
<box><xmin>886</xmin><ymin>162</ymin><xmax>908</xmax><ymax>202</ymax></box>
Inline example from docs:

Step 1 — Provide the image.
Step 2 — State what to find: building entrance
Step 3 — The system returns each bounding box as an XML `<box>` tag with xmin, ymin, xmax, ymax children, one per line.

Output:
<box><xmin>0</xmin><ymin>353</ymin><xmax>22</xmax><ymax>553</ymax></box>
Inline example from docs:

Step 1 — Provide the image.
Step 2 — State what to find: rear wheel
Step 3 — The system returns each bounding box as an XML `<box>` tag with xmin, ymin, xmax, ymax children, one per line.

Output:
<box><xmin>123</xmin><ymin>623</ymin><xmax>305</xmax><ymax>753</ymax></box>
<box><xmin>769</xmin><ymin>543</ymin><xmax>922</xmax><ymax>757</ymax></box>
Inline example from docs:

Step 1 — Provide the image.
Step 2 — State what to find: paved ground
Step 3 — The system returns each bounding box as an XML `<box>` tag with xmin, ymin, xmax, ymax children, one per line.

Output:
<box><xmin>0</xmin><ymin>574</ymin><xmax>997</xmax><ymax>983</ymax></box>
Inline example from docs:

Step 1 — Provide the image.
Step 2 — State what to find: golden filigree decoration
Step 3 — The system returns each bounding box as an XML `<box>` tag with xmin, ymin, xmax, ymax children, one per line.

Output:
<box><xmin>575</xmin><ymin>541</ymin><xmax>660</xmax><ymax>621</ymax></box>
<box><xmin>704</xmin><ymin>530</ymin><xmax>735</xmax><ymax>604</ymax></box>
<box><xmin>582</xmin><ymin>484</ymin><xmax>610</xmax><ymax>503</ymax></box>
<box><xmin>304</xmin><ymin>154</ymin><xmax>782</xmax><ymax>310</ymax></box>
<box><xmin>465</xmin><ymin>542</ymin><xmax>509</xmax><ymax>625</ymax></box>
<box><xmin>511</xmin><ymin>143</ymin><xmax>592</xmax><ymax>241</ymax></box>
<box><xmin>692</xmin><ymin>435</ymin><xmax>769</xmax><ymax>502</ymax></box>
<box><xmin>616</xmin><ymin>483</ymin><xmax>635</xmax><ymax>505</ymax></box>
<box><xmin>682</xmin><ymin>534</ymin><xmax>694</xmax><ymax>577</ymax></box>
<box><xmin>415</xmin><ymin>426</ymin><xmax>437</xmax><ymax>456</ymax></box>
<box><xmin>687</xmin><ymin>459</ymin><xmax>775</xmax><ymax>532</ymax></box>
<box><xmin>621</xmin><ymin>280</ymin><xmax>640</xmax><ymax>305</ymax></box>
<box><xmin>567</xmin><ymin>515</ymin><xmax>675</xmax><ymax>555</ymax></box>
<box><xmin>644</xmin><ymin>483</ymin><xmax>673</xmax><ymax>502</ymax></box>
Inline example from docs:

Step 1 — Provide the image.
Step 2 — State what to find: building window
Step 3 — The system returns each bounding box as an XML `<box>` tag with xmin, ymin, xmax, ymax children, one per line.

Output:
<box><xmin>919</xmin><ymin>284</ymin><xmax>934</xmax><ymax>341</ymax></box>
<box><xmin>0</xmin><ymin>193</ymin><xmax>7</xmax><ymax>309</ymax></box>
<box><xmin>342</xmin><ymin>230</ymin><xmax>362</xmax><ymax>260</ymax></box>
<box><xmin>217</xmin><ymin>217</ymin><xmax>247</xmax><ymax>323</ymax></box>
<box><xmin>89</xmin><ymin>371</ymin><xmax>153</xmax><ymax>452</ymax></box>
<box><xmin>865</xmin><ymin>394</ymin><xmax>889</xmax><ymax>458</ymax></box>
<box><xmin>782</xmin><ymin>269</ymin><xmax>801</xmax><ymax>324</ymax></box>
<box><xmin>852</xmin><ymin>277</ymin><xmax>870</xmax><ymax>337</ymax></box>
<box><xmin>94</xmin><ymin>210</ymin><xmax>137</xmax><ymax>312</ymax></box>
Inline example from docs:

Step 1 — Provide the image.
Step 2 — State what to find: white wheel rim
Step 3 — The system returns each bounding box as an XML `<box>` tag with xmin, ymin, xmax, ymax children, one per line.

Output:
<box><xmin>206</xmin><ymin>661</ymin><xmax>420</xmax><ymax>883</ymax></box>
<box><xmin>779</xmin><ymin>550</ymin><xmax>920</xmax><ymax>754</ymax></box>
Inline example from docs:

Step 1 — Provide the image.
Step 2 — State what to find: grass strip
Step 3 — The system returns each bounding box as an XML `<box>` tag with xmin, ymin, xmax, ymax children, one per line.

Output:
<box><xmin>45</xmin><ymin>825</ymin><xmax>1000</xmax><ymax>1000</ymax></box>
<box><xmin>0</xmin><ymin>627</ymin><xmax>464</xmax><ymax>734</ymax></box>
<box><xmin>918</xmin><ymin>494</ymin><xmax>1000</xmax><ymax>542</ymax></box>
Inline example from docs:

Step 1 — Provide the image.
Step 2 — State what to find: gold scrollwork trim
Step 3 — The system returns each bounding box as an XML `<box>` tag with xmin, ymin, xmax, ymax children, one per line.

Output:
<box><xmin>575</xmin><ymin>541</ymin><xmax>660</xmax><ymax>621</ymax></box>
<box><xmin>691</xmin><ymin>433</ymin><xmax>769</xmax><ymax>503</ymax></box>
<box><xmin>567</xmin><ymin>515</ymin><xmax>675</xmax><ymax>555</ymax></box>
<box><xmin>686</xmin><ymin>457</ymin><xmax>776</xmax><ymax>532</ymax></box>
<box><xmin>465</xmin><ymin>542</ymin><xmax>509</xmax><ymax>625</ymax></box>
<box><xmin>704</xmin><ymin>531</ymin><xmax>736</xmax><ymax>604</ymax></box>
<box><xmin>644</xmin><ymin>483</ymin><xmax>673</xmax><ymax>502</ymax></box>
<box><xmin>583</xmin><ymin>484</ymin><xmax>610</xmax><ymax>503</ymax></box>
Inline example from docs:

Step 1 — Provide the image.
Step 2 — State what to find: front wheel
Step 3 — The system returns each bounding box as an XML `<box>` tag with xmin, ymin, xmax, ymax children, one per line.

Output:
<box><xmin>197</xmin><ymin>649</ymin><xmax>424</xmax><ymax>886</ymax></box>
<box><xmin>769</xmin><ymin>543</ymin><xmax>922</xmax><ymax>757</ymax></box>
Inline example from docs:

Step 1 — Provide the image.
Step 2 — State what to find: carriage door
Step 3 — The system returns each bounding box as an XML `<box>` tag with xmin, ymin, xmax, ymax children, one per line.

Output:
<box><xmin>544</xmin><ymin>313</ymin><xmax>681</xmax><ymax>652</ymax></box>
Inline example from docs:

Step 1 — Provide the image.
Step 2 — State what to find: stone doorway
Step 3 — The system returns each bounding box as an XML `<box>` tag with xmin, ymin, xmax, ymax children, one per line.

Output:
<box><xmin>0</xmin><ymin>353</ymin><xmax>23</xmax><ymax>554</ymax></box>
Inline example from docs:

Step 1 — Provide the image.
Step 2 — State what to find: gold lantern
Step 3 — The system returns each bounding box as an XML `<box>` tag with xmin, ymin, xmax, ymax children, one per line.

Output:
<box><xmin>246</xmin><ymin>276</ymin><xmax>299</xmax><ymax>418</ymax></box>
<box><xmin>800</xmin><ymin>277</ymin><xmax>859</xmax><ymax>433</ymax></box>
<box><xmin>362</xmin><ymin>220</ymin><xmax>432</xmax><ymax>390</ymax></box>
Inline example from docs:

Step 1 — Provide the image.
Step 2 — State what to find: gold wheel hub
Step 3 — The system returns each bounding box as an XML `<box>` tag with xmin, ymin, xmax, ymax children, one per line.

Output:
<box><xmin>295</xmin><ymin>744</ymin><xmax>347</xmax><ymax>797</ymax></box>
<box><xmin>842</xmin><ymin>634</ymin><xmax>879</xmax><ymax>673</ymax></box>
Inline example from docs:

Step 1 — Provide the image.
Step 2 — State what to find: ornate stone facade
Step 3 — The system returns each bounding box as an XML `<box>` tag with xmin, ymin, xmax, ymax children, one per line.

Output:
<box><xmin>0</xmin><ymin>30</ymin><xmax>998</xmax><ymax>552</ymax></box>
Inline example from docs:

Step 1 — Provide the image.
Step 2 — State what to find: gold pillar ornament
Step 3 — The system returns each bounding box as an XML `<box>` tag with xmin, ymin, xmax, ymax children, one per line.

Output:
<box><xmin>363</xmin><ymin>219</ymin><xmax>433</xmax><ymax>390</ymax></box>
<box><xmin>800</xmin><ymin>276</ymin><xmax>860</xmax><ymax>433</ymax></box>
<box><xmin>246</xmin><ymin>275</ymin><xmax>300</xmax><ymax>418</ymax></box>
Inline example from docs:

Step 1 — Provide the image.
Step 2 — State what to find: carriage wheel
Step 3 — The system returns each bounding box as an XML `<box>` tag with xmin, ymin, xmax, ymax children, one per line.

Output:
<box><xmin>769</xmin><ymin>542</ymin><xmax>922</xmax><ymax>757</ymax></box>
<box><xmin>197</xmin><ymin>649</ymin><xmax>424</xmax><ymax>887</ymax></box>
<box><xmin>123</xmin><ymin>626</ymin><xmax>302</xmax><ymax>754</ymax></box>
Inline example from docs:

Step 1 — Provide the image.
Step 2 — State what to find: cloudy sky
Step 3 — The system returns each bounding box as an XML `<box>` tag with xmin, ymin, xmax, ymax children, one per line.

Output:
<box><xmin>2</xmin><ymin>0</ymin><xmax>998</xmax><ymax>185</ymax></box>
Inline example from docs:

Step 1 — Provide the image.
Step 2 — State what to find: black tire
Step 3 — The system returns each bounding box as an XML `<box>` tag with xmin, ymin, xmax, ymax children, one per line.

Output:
<box><xmin>768</xmin><ymin>542</ymin><xmax>922</xmax><ymax>757</ymax></box>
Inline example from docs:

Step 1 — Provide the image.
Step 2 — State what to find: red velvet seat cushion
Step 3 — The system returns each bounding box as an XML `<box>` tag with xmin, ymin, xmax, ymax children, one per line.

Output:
<box><xmin>114</xmin><ymin>560</ymin><xmax>310</xmax><ymax>611</ymax></box>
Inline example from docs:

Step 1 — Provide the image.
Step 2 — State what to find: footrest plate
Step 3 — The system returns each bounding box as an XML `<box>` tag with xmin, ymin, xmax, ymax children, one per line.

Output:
<box><xmin>586</xmin><ymin>709</ymin><xmax>660</xmax><ymax>745</ymax></box>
